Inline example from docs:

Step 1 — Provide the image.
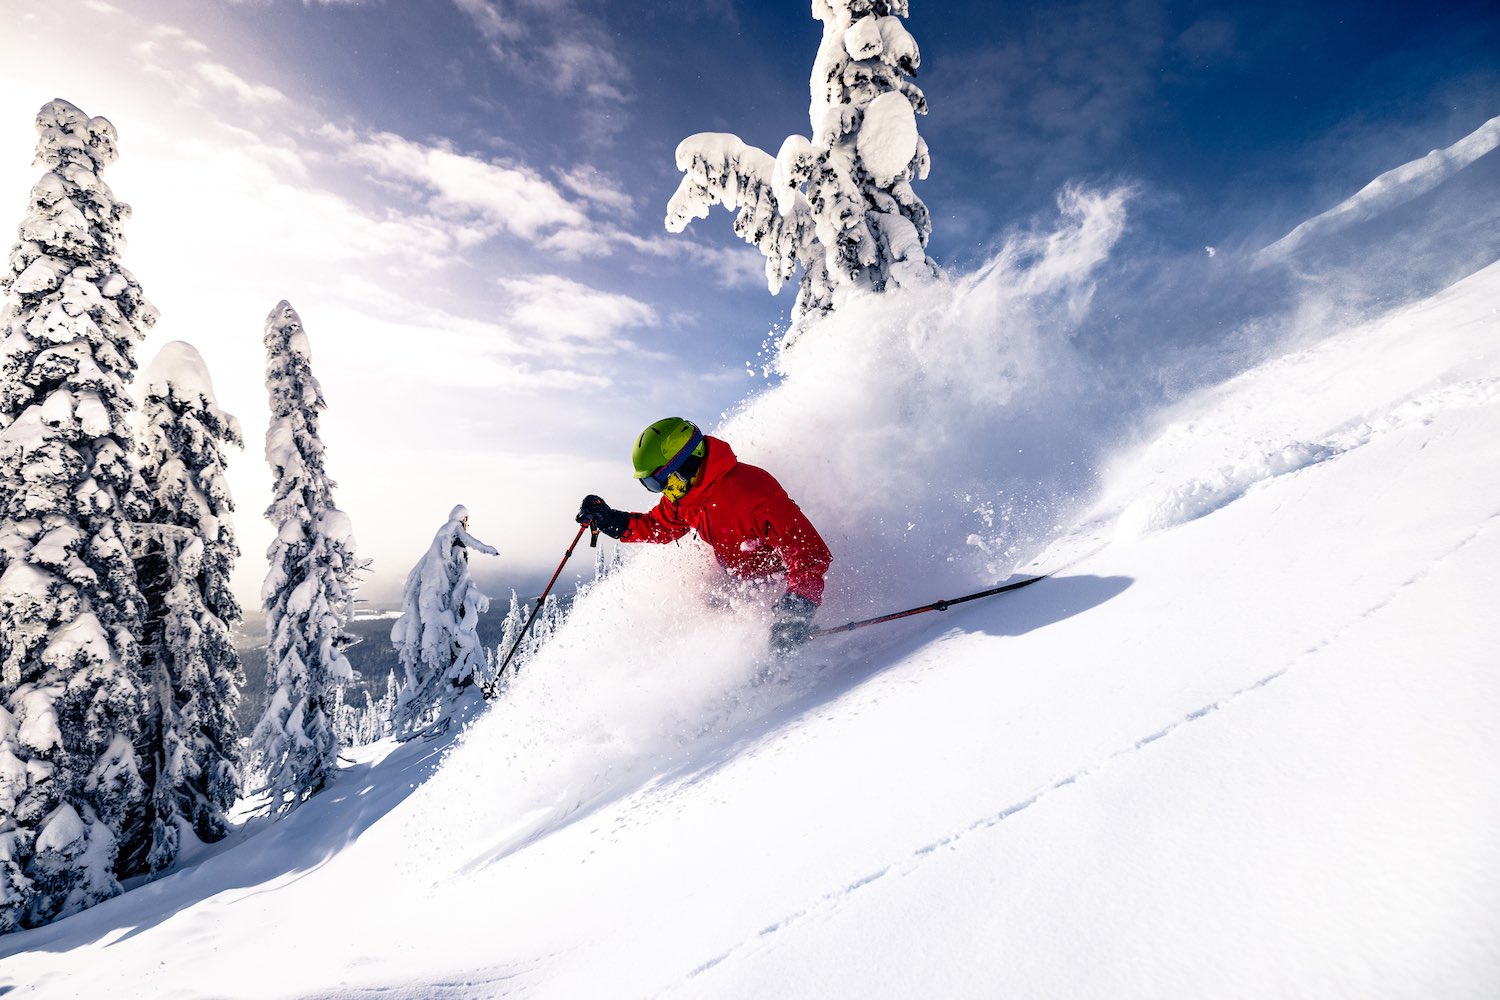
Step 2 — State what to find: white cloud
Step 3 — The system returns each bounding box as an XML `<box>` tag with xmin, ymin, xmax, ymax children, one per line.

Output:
<box><xmin>336</xmin><ymin>128</ymin><xmax>590</xmax><ymax>241</ymax></box>
<box><xmin>451</xmin><ymin>0</ymin><xmax>523</xmax><ymax>50</ymax></box>
<box><xmin>112</xmin><ymin>129</ymin><xmax>460</xmax><ymax>278</ymax></box>
<box><xmin>557</xmin><ymin>226</ymin><xmax>762</xmax><ymax>280</ymax></box>
<box><xmin>148</xmin><ymin>23</ymin><xmax>210</xmax><ymax>54</ymax></box>
<box><xmin>325</xmin><ymin>306</ymin><xmax>614</xmax><ymax>392</ymax></box>
<box><xmin>691</xmin><ymin>244</ymin><xmax>770</xmax><ymax>290</ymax></box>
<box><xmin>544</xmin><ymin>37</ymin><xmax>628</xmax><ymax>103</ymax></box>
<box><xmin>451</xmin><ymin>0</ymin><xmax>632</xmax><ymax>120</ymax></box>
<box><xmin>500</xmin><ymin>274</ymin><xmax>658</xmax><ymax>349</ymax></box>
<box><xmin>537</xmin><ymin>226</ymin><xmax>616</xmax><ymax>259</ymax></box>
<box><xmin>537</xmin><ymin>222</ymin><xmax>686</xmax><ymax>261</ymax></box>
<box><xmin>217</xmin><ymin>121</ymin><xmax>309</xmax><ymax>179</ymax></box>
<box><xmin>195</xmin><ymin>62</ymin><xmax>288</xmax><ymax>106</ymax></box>
<box><xmin>557</xmin><ymin>163</ymin><xmax>635</xmax><ymax>214</ymax></box>
<box><xmin>537</xmin><ymin>221</ymin><xmax>770</xmax><ymax>292</ymax></box>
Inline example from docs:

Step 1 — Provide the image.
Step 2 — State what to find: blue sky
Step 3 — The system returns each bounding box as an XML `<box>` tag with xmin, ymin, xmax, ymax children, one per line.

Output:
<box><xmin>1</xmin><ymin>0</ymin><xmax>1496</xmax><ymax>603</ymax></box>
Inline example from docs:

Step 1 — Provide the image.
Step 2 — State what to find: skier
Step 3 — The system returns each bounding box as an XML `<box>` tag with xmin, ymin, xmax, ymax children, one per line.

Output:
<box><xmin>576</xmin><ymin>417</ymin><xmax>832</xmax><ymax>652</ymax></box>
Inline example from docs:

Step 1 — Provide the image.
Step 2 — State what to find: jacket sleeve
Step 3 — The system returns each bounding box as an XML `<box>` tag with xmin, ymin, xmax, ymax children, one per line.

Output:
<box><xmin>762</xmin><ymin>491</ymin><xmax>832</xmax><ymax>606</ymax></box>
<box><xmin>621</xmin><ymin>499</ymin><xmax>692</xmax><ymax>545</ymax></box>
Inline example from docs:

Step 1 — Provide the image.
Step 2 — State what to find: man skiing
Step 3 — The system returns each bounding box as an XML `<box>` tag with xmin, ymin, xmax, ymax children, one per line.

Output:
<box><xmin>576</xmin><ymin>417</ymin><xmax>832</xmax><ymax>653</ymax></box>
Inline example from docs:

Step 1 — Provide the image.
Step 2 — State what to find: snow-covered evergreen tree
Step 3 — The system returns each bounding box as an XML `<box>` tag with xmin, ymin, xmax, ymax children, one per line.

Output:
<box><xmin>361</xmin><ymin>677</ymin><xmax>394</xmax><ymax>745</ymax></box>
<box><xmin>390</xmin><ymin>505</ymin><xmax>498</xmax><ymax>734</ymax></box>
<box><xmin>331</xmin><ymin>684</ymin><xmax>384</xmax><ymax>749</ymax></box>
<box><xmin>487</xmin><ymin>589</ymin><xmax>527</xmax><ymax>694</ymax></box>
<box><xmin>519</xmin><ymin>593</ymin><xmax>562</xmax><ymax>671</ymax></box>
<box><xmin>666</xmin><ymin>0</ymin><xmax>936</xmax><ymax>345</ymax></box>
<box><xmin>251</xmin><ymin>301</ymin><xmax>364</xmax><ymax>811</ymax></box>
<box><xmin>0</xmin><ymin>99</ymin><xmax>157</xmax><ymax>931</ymax></box>
<box><xmin>377</xmin><ymin>669</ymin><xmax>398</xmax><ymax>739</ymax></box>
<box><xmin>486</xmin><ymin>587</ymin><xmax>569</xmax><ymax>696</ymax></box>
<box><xmin>122</xmin><ymin>341</ymin><xmax>243</xmax><ymax>876</ymax></box>
<box><xmin>330</xmin><ymin>676</ymin><xmax>393</xmax><ymax>750</ymax></box>
<box><xmin>498</xmin><ymin>590</ymin><xmax>524</xmax><ymax>656</ymax></box>
<box><xmin>592</xmin><ymin>534</ymin><xmax>624</xmax><ymax>582</ymax></box>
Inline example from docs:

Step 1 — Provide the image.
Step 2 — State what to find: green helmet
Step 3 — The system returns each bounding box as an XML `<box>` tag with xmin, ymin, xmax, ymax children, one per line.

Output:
<box><xmin>632</xmin><ymin>417</ymin><xmax>706</xmax><ymax>492</ymax></box>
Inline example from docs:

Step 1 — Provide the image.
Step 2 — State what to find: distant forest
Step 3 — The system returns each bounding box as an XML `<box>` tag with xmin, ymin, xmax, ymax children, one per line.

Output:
<box><xmin>233</xmin><ymin>605</ymin><xmax>524</xmax><ymax>735</ymax></box>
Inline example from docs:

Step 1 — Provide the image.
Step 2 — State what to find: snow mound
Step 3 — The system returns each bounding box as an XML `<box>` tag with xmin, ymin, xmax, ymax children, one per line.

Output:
<box><xmin>142</xmin><ymin>340</ymin><xmax>218</xmax><ymax>403</ymax></box>
<box><xmin>1105</xmin><ymin>267</ymin><xmax>1500</xmax><ymax>539</ymax></box>
<box><xmin>1257</xmin><ymin>114</ymin><xmax>1500</xmax><ymax>265</ymax></box>
<box><xmin>857</xmin><ymin>91</ymin><xmax>919</xmax><ymax>186</ymax></box>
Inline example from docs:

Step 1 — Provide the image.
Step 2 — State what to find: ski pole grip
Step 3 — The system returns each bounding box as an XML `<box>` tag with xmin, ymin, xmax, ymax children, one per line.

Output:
<box><xmin>590</xmin><ymin>526</ymin><xmax>600</xmax><ymax>547</ymax></box>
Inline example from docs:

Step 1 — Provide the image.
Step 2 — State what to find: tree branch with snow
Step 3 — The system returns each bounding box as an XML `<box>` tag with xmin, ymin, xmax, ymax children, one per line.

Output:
<box><xmin>666</xmin><ymin>0</ymin><xmax>937</xmax><ymax>348</ymax></box>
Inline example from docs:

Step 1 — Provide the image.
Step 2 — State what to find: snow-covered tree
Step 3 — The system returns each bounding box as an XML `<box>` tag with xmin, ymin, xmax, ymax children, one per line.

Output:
<box><xmin>121</xmin><ymin>341</ymin><xmax>243</xmax><ymax>876</ymax></box>
<box><xmin>390</xmin><ymin>505</ymin><xmax>498</xmax><ymax>734</ymax></box>
<box><xmin>666</xmin><ymin>0</ymin><xmax>937</xmax><ymax>345</ymax></box>
<box><xmin>514</xmin><ymin>593</ymin><xmax>562</xmax><ymax>675</ymax></box>
<box><xmin>487</xmin><ymin>589</ymin><xmax>526</xmax><ymax>694</ymax></box>
<box><xmin>0</xmin><ymin>99</ymin><xmax>157</xmax><ymax>931</ymax></box>
<box><xmin>331</xmin><ymin>684</ymin><xmax>383</xmax><ymax>749</ymax></box>
<box><xmin>251</xmin><ymin>301</ymin><xmax>364</xmax><ymax>811</ymax></box>
<box><xmin>592</xmin><ymin>534</ymin><xmax>624</xmax><ymax>582</ymax></box>
<box><xmin>487</xmin><ymin>587</ymin><xmax>565</xmax><ymax>696</ymax></box>
<box><xmin>376</xmin><ymin>669</ymin><xmax>398</xmax><ymax>739</ymax></box>
<box><xmin>341</xmin><ymin>673</ymin><xmax>395</xmax><ymax>747</ymax></box>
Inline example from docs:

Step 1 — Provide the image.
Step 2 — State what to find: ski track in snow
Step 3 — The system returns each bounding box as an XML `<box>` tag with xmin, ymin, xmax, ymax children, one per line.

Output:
<box><xmin>1122</xmin><ymin>375</ymin><xmax>1500</xmax><ymax>536</ymax></box>
<box><xmin>306</xmin><ymin>969</ymin><xmax>531</xmax><ymax>1000</ymax></box>
<box><xmin>670</xmin><ymin>507</ymin><xmax>1500</xmax><ymax>991</ymax></box>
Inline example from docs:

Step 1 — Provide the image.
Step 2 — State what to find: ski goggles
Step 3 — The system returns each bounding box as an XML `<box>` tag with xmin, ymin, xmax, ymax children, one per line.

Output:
<box><xmin>639</xmin><ymin>426</ymin><xmax>704</xmax><ymax>493</ymax></box>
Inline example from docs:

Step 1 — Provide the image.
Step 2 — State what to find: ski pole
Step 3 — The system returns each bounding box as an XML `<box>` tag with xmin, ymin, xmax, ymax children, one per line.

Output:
<box><xmin>809</xmin><ymin>574</ymin><xmax>1048</xmax><ymax>639</ymax></box>
<box><xmin>483</xmin><ymin>522</ymin><xmax>589</xmax><ymax>699</ymax></box>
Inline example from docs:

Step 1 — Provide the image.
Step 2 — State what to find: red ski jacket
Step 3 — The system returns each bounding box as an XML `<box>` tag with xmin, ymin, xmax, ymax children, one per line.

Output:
<box><xmin>622</xmin><ymin>436</ymin><xmax>832</xmax><ymax>605</ymax></box>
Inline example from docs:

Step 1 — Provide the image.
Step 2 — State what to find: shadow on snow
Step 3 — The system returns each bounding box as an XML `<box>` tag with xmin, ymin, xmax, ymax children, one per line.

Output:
<box><xmin>0</xmin><ymin>734</ymin><xmax>454</xmax><ymax>958</ymax></box>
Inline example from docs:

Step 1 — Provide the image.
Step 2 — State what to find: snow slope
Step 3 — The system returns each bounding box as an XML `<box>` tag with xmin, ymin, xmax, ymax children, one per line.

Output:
<box><xmin>3</xmin><ymin>266</ymin><xmax>1499</xmax><ymax>997</ymax></box>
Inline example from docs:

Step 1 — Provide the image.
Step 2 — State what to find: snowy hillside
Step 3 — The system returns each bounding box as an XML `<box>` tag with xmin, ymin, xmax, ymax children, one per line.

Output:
<box><xmin>3</xmin><ymin>259</ymin><xmax>1499</xmax><ymax>996</ymax></box>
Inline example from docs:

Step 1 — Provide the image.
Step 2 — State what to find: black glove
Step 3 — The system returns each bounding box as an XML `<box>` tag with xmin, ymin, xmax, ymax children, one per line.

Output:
<box><xmin>576</xmin><ymin>495</ymin><xmax>630</xmax><ymax>540</ymax></box>
<box><xmin>770</xmin><ymin>591</ymin><xmax>818</xmax><ymax>654</ymax></box>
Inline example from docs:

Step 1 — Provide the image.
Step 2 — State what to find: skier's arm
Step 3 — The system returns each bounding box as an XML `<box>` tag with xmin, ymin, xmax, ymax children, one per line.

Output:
<box><xmin>576</xmin><ymin>494</ymin><xmax>690</xmax><ymax>544</ymax></box>
<box><xmin>763</xmin><ymin>494</ymin><xmax>832</xmax><ymax>606</ymax></box>
<box><xmin>622</xmin><ymin>499</ymin><xmax>692</xmax><ymax>544</ymax></box>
